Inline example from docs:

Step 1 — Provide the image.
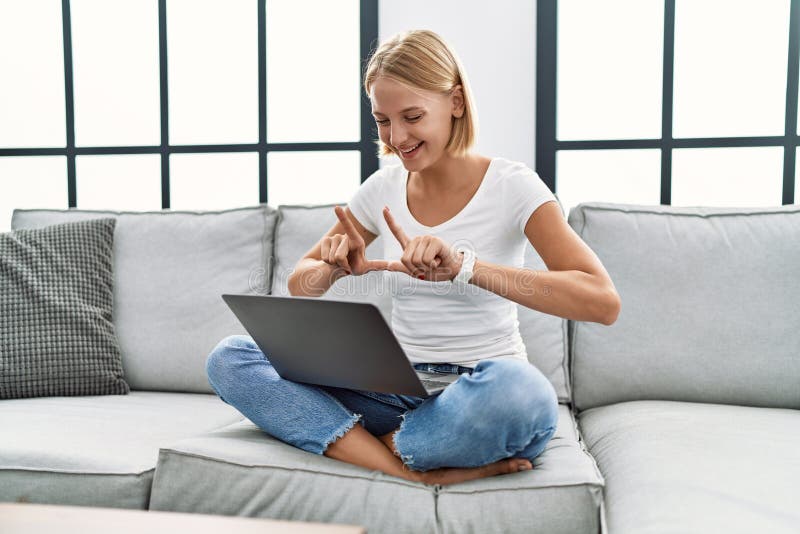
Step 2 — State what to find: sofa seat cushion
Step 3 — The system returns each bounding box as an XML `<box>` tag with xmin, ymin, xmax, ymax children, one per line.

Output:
<box><xmin>0</xmin><ymin>391</ymin><xmax>244</xmax><ymax>510</ymax></box>
<box><xmin>149</xmin><ymin>404</ymin><xmax>603</xmax><ymax>534</ymax></box>
<box><xmin>578</xmin><ymin>400</ymin><xmax>800</xmax><ymax>534</ymax></box>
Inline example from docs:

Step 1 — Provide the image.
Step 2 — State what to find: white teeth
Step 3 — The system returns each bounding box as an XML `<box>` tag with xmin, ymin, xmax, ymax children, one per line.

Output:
<box><xmin>401</xmin><ymin>142</ymin><xmax>421</xmax><ymax>153</ymax></box>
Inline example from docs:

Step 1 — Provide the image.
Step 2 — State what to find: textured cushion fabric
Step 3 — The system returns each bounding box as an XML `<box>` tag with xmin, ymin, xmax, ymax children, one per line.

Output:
<box><xmin>148</xmin><ymin>404</ymin><xmax>604</xmax><ymax>533</ymax></box>
<box><xmin>11</xmin><ymin>206</ymin><xmax>277</xmax><ymax>394</ymax></box>
<box><xmin>0</xmin><ymin>218</ymin><xmax>128</xmax><ymax>399</ymax></box>
<box><xmin>567</xmin><ymin>202</ymin><xmax>800</xmax><ymax>411</ymax></box>
<box><xmin>0</xmin><ymin>391</ymin><xmax>244</xmax><ymax>509</ymax></box>
<box><xmin>578</xmin><ymin>400</ymin><xmax>800</xmax><ymax>534</ymax></box>
<box><xmin>271</xmin><ymin>203</ymin><xmax>571</xmax><ymax>403</ymax></box>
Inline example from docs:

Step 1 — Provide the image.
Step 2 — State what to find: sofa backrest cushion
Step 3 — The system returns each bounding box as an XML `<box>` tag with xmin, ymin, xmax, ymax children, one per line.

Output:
<box><xmin>567</xmin><ymin>202</ymin><xmax>800</xmax><ymax>411</ymax></box>
<box><xmin>11</xmin><ymin>206</ymin><xmax>277</xmax><ymax>393</ymax></box>
<box><xmin>271</xmin><ymin>203</ymin><xmax>571</xmax><ymax>403</ymax></box>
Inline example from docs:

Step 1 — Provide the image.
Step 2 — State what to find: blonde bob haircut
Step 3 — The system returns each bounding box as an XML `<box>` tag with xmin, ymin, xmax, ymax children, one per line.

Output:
<box><xmin>363</xmin><ymin>29</ymin><xmax>478</xmax><ymax>159</ymax></box>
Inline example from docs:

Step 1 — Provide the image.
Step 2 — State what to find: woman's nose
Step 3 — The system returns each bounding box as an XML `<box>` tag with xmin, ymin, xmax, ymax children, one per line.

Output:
<box><xmin>389</xmin><ymin>124</ymin><xmax>407</xmax><ymax>147</ymax></box>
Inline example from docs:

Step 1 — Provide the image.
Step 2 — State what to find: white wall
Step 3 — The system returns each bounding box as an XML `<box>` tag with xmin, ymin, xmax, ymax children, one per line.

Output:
<box><xmin>378</xmin><ymin>0</ymin><xmax>537</xmax><ymax>170</ymax></box>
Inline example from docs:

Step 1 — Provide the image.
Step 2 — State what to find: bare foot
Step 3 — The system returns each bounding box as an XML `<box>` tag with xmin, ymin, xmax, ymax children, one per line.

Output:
<box><xmin>409</xmin><ymin>457</ymin><xmax>533</xmax><ymax>486</ymax></box>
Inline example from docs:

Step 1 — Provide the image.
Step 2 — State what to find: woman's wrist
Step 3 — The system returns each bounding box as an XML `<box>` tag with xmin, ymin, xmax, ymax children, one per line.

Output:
<box><xmin>449</xmin><ymin>252</ymin><xmax>465</xmax><ymax>282</ymax></box>
<box><xmin>450</xmin><ymin>248</ymin><xmax>476</xmax><ymax>284</ymax></box>
<box><xmin>289</xmin><ymin>259</ymin><xmax>347</xmax><ymax>296</ymax></box>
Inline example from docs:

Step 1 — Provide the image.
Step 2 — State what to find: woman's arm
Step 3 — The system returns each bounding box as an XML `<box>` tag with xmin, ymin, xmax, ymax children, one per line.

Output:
<box><xmin>468</xmin><ymin>261</ymin><xmax>619</xmax><ymax>325</ymax></box>
<box><xmin>288</xmin><ymin>258</ymin><xmax>350</xmax><ymax>298</ymax></box>
<box><xmin>468</xmin><ymin>201</ymin><xmax>621</xmax><ymax>325</ymax></box>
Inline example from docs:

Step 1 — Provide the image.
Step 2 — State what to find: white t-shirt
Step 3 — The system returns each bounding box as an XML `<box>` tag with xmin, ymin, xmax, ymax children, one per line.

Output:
<box><xmin>347</xmin><ymin>156</ymin><xmax>558</xmax><ymax>368</ymax></box>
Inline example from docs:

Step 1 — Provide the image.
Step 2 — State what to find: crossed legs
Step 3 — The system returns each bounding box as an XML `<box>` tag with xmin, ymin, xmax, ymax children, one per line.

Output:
<box><xmin>206</xmin><ymin>335</ymin><xmax>558</xmax><ymax>486</ymax></box>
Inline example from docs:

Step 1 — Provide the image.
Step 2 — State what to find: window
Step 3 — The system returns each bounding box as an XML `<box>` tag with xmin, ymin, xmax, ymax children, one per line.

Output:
<box><xmin>0</xmin><ymin>0</ymin><xmax>379</xmax><ymax>231</ymax></box>
<box><xmin>537</xmin><ymin>0</ymin><xmax>799</xmax><ymax>216</ymax></box>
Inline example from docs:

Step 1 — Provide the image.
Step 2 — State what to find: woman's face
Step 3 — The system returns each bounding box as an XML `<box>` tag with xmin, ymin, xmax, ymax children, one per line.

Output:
<box><xmin>370</xmin><ymin>76</ymin><xmax>464</xmax><ymax>170</ymax></box>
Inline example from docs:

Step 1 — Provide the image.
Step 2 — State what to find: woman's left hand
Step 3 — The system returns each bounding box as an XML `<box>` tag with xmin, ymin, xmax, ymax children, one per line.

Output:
<box><xmin>382</xmin><ymin>206</ymin><xmax>464</xmax><ymax>282</ymax></box>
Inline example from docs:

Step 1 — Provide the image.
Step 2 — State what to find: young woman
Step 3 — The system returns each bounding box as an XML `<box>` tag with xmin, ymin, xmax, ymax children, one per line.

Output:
<box><xmin>206</xmin><ymin>30</ymin><xmax>620</xmax><ymax>487</ymax></box>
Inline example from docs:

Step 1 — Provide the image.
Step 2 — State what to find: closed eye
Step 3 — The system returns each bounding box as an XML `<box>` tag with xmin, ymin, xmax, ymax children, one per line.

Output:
<box><xmin>375</xmin><ymin>115</ymin><xmax>422</xmax><ymax>125</ymax></box>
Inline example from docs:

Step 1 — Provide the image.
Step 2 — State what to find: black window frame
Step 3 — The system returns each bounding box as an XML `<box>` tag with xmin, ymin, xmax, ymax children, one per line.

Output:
<box><xmin>536</xmin><ymin>0</ymin><xmax>799</xmax><ymax>206</ymax></box>
<box><xmin>0</xmin><ymin>0</ymin><xmax>379</xmax><ymax>208</ymax></box>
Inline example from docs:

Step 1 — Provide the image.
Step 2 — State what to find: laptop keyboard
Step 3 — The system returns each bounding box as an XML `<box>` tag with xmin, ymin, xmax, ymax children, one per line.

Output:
<box><xmin>419</xmin><ymin>378</ymin><xmax>452</xmax><ymax>389</ymax></box>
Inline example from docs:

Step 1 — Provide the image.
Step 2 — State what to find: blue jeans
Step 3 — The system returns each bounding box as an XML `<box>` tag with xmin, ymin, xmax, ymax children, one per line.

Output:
<box><xmin>205</xmin><ymin>334</ymin><xmax>558</xmax><ymax>472</ymax></box>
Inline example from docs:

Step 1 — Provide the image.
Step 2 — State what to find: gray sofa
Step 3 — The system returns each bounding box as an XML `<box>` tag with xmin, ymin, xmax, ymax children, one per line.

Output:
<box><xmin>2</xmin><ymin>201</ymin><xmax>798</xmax><ymax>533</ymax></box>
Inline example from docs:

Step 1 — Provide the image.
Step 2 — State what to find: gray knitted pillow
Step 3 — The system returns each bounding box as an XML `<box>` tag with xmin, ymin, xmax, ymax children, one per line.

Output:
<box><xmin>0</xmin><ymin>217</ymin><xmax>129</xmax><ymax>399</ymax></box>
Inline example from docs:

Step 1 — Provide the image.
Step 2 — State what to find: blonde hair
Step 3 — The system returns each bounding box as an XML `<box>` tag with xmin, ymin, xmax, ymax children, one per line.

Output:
<box><xmin>363</xmin><ymin>29</ymin><xmax>478</xmax><ymax>159</ymax></box>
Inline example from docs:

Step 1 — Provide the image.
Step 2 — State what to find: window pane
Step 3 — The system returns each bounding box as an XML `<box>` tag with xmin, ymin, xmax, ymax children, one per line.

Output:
<box><xmin>168</xmin><ymin>0</ymin><xmax>258</xmax><ymax>145</ymax></box>
<box><xmin>556</xmin><ymin>149</ymin><xmax>662</xmax><ymax>215</ymax></box>
<box><xmin>266</xmin><ymin>0</ymin><xmax>360</xmax><ymax>143</ymax></box>
<box><xmin>0</xmin><ymin>156</ymin><xmax>67</xmax><ymax>232</ymax></box>
<box><xmin>170</xmin><ymin>152</ymin><xmax>259</xmax><ymax>210</ymax></box>
<box><xmin>672</xmin><ymin>147</ymin><xmax>783</xmax><ymax>207</ymax></box>
<box><xmin>71</xmin><ymin>0</ymin><xmax>160</xmax><ymax>147</ymax></box>
<box><xmin>673</xmin><ymin>0</ymin><xmax>790</xmax><ymax>138</ymax></box>
<box><xmin>557</xmin><ymin>0</ymin><xmax>663</xmax><ymax>141</ymax></box>
<box><xmin>76</xmin><ymin>154</ymin><xmax>161</xmax><ymax>210</ymax></box>
<box><xmin>267</xmin><ymin>151</ymin><xmax>360</xmax><ymax>206</ymax></box>
<box><xmin>0</xmin><ymin>1</ymin><xmax>66</xmax><ymax>148</ymax></box>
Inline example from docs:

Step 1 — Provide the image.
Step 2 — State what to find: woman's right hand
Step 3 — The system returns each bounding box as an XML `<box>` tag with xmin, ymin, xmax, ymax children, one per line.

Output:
<box><xmin>321</xmin><ymin>206</ymin><xmax>397</xmax><ymax>276</ymax></box>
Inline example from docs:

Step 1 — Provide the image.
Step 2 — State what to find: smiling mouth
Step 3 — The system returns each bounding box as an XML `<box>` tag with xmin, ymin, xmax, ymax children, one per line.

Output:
<box><xmin>398</xmin><ymin>141</ymin><xmax>424</xmax><ymax>156</ymax></box>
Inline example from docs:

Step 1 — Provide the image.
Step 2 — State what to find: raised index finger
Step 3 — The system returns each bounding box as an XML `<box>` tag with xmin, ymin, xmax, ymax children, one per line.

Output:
<box><xmin>334</xmin><ymin>205</ymin><xmax>361</xmax><ymax>241</ymax></box>
<box><xmin>382</xmin><ymin>206</ymin><xmax>409</xmax><ymax>248</ymax></box>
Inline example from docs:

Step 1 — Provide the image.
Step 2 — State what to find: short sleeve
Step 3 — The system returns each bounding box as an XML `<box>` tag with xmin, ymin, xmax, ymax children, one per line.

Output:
<box><xmin>505</xmin><ymin>168</ymin><xmax>559</xmax><ymax>233</ymax></box>
<box><xmin>346</xmin><ymin>167</ymin><xmax>386</xmax><ymax>235</ymax></box>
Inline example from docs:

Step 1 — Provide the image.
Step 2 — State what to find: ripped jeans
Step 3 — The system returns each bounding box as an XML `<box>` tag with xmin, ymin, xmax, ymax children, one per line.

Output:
<box><xmin>205</xmin><ymin>334</ymin><xmax>559</xmax><ymax>472</ymax></box>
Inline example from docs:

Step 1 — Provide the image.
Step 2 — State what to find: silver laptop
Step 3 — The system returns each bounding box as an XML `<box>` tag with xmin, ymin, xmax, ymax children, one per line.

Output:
<box><xmin>221</xmin><ymin>294</ymin><xmax>462</xmax><ymax>397</ymax></box>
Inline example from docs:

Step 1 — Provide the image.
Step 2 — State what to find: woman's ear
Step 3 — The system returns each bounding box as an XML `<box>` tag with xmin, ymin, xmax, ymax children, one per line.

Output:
<box><xmin>451</xmin><ymin>85</ymin><xmax>465</xmax><ymax>118</ymax></box>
